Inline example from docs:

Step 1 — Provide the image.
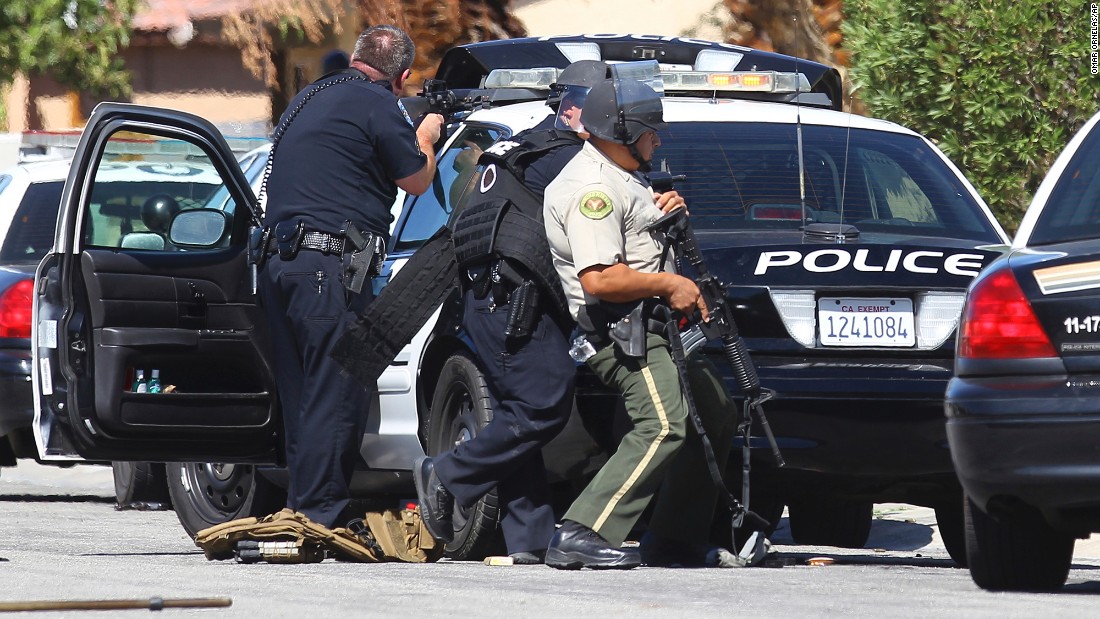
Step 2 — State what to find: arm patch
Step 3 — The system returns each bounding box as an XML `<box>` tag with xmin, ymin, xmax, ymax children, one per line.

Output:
<box><xmin>579</xmin><ymin>191</ymin><xmax>613</xmax><ymax>220</ymax></box>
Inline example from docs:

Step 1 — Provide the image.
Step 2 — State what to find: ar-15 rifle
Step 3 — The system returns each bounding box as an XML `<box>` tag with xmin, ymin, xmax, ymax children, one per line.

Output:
<box><xmin>645</xmin><ymin>195</ymin><xmax>784</xmax><ymax>559</ymax></box>
<box><xmin>647</xmin><ymin>205</ymin><xmax>784</xmax><ymax>466</ymax></box>
<box><xmin>398</xmin><ymin>79</ymin><xmax>463</xmax><ymax>120</ymax></box>
<box><xmin>398</xmin><ymin>79</ymin><xmax>468</xmax><ymax>152</ymax></box>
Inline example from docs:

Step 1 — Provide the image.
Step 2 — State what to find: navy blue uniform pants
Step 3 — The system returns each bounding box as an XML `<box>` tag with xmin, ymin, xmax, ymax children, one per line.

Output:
<box><xmin>258</xmin><ymin>250</ymin><xmax>373</xmax><ymax>529</ymax></box>
<box><xmin>433</xmin><ymin>289</ymin><xmax>575</xmax><ymax>554</ymax></box>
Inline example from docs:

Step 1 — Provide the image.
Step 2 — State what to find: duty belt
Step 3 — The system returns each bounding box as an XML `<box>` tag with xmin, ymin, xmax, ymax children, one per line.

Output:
<box><xmin>300</xmin><ymin>231</ymin><xmax>345</xmax><ymax>254</ymax></box>
<box><xmin>576</xmin><ymin>299</ymin><xmax>670</xmax><ymax>359</ymax></box>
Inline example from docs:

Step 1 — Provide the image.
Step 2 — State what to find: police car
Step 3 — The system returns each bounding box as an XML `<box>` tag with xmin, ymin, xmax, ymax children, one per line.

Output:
<box><xmin>946</xmin><ymin>109</ymin><xmax>1100</xmax><ymax>590</ymax></box>
<box><xmin>29</xmin><ymin>36</ymin><xmax>1008</xmax><ymax>562</ymax></box>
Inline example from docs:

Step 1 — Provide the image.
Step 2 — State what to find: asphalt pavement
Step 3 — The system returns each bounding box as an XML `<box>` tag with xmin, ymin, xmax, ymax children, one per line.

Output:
<box><xmin>8</xmin><ymin>462</ymin><xmax>1095</xmax><ymax>561</ymax></box>
<box><xmin>4</xmin><ymin>462</ymin><xmax>1100</xmax><ymax>617</ymax></box>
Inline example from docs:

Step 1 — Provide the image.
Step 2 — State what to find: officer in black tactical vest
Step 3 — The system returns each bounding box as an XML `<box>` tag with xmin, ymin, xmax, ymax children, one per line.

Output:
<box><xmin>413</xmin><ymin>60</ymin><xmax>611</xmax><ymax>565</ymax></box>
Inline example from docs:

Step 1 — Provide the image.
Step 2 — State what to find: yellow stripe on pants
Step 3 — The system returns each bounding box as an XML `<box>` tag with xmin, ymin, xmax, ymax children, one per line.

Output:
<box><xmin>592</xmin><ymin>365</ymin><xmax>670</xmax><ymax>531</ymax></box>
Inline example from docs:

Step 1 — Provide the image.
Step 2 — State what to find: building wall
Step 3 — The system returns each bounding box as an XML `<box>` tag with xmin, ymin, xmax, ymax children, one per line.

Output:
<box><xmin>122</xmin><ymin>42</ymin><xmax>271</xmax><ymax>135</ymax></box>
<box><xmin>512</xmin><ymin>0</ymin><xmax>725</xmax><ymax>39</ymax></box>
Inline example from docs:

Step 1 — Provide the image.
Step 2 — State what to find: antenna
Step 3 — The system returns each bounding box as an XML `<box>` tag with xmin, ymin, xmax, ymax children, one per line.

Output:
<box><xmin>838</xmin><ymin>85</ymin><xmax>854</xmax><ymax>237</ymax></box>
<box><xmin>794</xmin><ymin>14</ymin><xmax>808</xmax><ymax>231</ymax></box>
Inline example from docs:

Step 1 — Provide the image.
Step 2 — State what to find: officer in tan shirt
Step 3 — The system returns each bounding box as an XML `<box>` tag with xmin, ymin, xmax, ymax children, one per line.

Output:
<box><xmin>543</xmin><ymin>77</ymin><xmax>740</xmax><ymax>570</ymax></box>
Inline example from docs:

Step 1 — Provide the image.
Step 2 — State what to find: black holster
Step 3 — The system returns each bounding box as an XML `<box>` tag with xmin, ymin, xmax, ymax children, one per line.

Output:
<box><xmin>608</xmin><ymin>303</ymin><xmax>648</xmax><ymax>358</ymax></box>
<box><xmin>504</xmin><ymin>279</ymin><xmax>540</xmax><ymax>339</ymax></box>
<box><xmin>578</xmin><ymin>300</ymin><xmax>658</xmax><ymax>359</ymax></box>
<box><xmin>340</xmin><ymin>220</ymin><xmax>382</xmax><ymax>295</ymax></box>
<box><xmin>248</xmin><ymin>226</ymin><xmax>272</xmax><ymax>269</ymax></box>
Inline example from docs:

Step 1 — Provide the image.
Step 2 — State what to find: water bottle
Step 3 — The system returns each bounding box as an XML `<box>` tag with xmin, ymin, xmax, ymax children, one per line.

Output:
<box><xmin>569</xmin><ymin>335</ymin><xmax>597</xmax><ymax>363</ymax></box>
<box><xmin>148</xmin><ymin>369</ymin><xmax>162</xmax><ymax>394</ymax></box>
<box><xmin>132</xmin><ymin>369</ymin><xmax>148</xmax><ymax>393</ymax></box>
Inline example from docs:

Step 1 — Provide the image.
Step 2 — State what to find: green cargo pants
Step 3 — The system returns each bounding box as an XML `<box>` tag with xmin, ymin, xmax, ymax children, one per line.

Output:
<box><xmin>564</xmin><ymin>333</ymin><xmax>737</xmax><ymax>547</ymax></box>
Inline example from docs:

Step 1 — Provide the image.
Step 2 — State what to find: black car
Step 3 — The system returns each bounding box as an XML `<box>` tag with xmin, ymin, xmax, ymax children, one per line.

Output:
<box><xmin>946</xmin><ymin>110</ymin><xmax>1100</xmax><ymax>591</ymax></box>
<box><xmin>30</xmin><ymin>36</ymin><xmax>1009</xmax><ymax>563</ymax></box>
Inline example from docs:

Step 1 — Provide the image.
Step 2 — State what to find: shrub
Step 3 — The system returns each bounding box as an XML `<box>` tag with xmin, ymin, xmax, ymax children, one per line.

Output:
<box><xmin>843</xmin><ymin>1</ymin><xmax>1099</xmax><ymax>232</ymax></box>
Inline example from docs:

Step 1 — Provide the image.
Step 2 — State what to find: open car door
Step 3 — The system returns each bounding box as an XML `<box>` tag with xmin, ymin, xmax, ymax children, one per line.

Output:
<box><xmin>32</xmin><ymin>103</ymin><xmax>280</xmax><ymax>464</ymax></box>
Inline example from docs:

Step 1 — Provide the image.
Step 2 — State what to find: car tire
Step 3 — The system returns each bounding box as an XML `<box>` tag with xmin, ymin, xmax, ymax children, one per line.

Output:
<box><xmin>112</xmin><ymin>461</ymin><xmax>172</xmax><ymax>509</ymax></box>
<box><xmin>934</xmin><ymin>496</ymin><xmax>967</xmax><ymax>567</ymax></box>
<box><xmin>165</xmin><ymin>462</ymin><xmax>286</xmax><ymax>539</ymax></box>
<box><xmin>425</xmin><ymin>352</ymin><xmax>504</xmax><ymax>561</ymax></box>
<box><xmin>787</xmin><ymin>496</ymin><xmax>872</xmax><ymax>548</ymax></box>
<box><xmin>964</xmin><ymin>496</ymin><xmax>1074</xmax><ymax>591</ymax></box>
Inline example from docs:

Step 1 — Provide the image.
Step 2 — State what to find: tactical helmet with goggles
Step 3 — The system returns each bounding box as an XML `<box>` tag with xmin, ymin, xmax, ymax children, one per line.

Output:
<box><xmin>550</xmin><ymin>60</ymin><xmax>610</xmax><ymax>133</ymax></box>
<box><xmin>581</xmin><ymin>77</ymin><xmax>668</xmax><ymax>172</ymax></box>
<box><xmin>581</xmin><ymin>77</ymin><xmax>667</xmax><ymax>146</ymax></box>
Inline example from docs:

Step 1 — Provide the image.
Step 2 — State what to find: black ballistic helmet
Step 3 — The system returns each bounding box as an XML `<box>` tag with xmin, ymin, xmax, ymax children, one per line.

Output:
<box><xmin>580</xmin><ymin>77</ymin><xmax>667</xmax><ymax>146</ymax></box>
<box><xmin>550</xmin><ymin>60</ymin><xmax>610</xmax><ymax>132</ymax></box>
<box><xmin>141</xmin><ymin>193</ymin><xmax>181</xmax><ymax>234</ymax></box>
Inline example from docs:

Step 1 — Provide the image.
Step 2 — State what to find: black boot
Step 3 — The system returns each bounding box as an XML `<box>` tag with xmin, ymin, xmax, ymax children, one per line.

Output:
<box><xmin>545</xmin><ymin>521</ymin><xmax>641</xmax><ymax>570</ymax></box>
<box><xmin>413</xmin><ymin>456</ymin><xmax>454</xmax><ymax>543</ymax></box>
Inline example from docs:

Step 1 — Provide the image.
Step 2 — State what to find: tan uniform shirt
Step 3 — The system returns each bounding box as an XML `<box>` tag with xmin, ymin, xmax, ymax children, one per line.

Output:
<box><xmin>544</xmin><ymin>141</ymin><xmax>671</xmax><ymax>320</ymax></box>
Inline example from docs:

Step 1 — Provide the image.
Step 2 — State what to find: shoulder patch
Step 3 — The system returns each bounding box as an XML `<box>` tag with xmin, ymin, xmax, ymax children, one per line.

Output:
<box><xmin>579</xmin><ymin>191</ymin><xmax>613</xmax><ymax>220</ymax></box>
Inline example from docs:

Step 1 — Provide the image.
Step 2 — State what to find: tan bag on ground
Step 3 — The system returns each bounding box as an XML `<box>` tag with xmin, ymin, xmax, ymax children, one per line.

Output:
<box><xmin>193</xmin><ymin>507</ymin><xmax>444</xmax><ymax>564</ymax></box>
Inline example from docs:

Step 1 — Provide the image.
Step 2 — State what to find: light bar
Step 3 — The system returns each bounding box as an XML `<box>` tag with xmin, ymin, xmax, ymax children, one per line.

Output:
<box><xmin>694</xmin><ymin>49</ymin><xmax>744</xmax><ymax>72</ymax></box>
<box><xmin>483</xmin><ymin>67</ymin><xmax>812</xmax><ymax>98</ymax></box>
<box><xmin>554</xmin><ymin>42</ymin><xmax>601</xmax><ymax>63</ymax></box>
<box><xmin>483</xmin><ymin>68</ymin><xmax>559</xmax><ymax>89</ymax></box>
<box><xmin>659</xmin><ymin>71</ymin><xmax>809</xmax><ymax>93</ymax></box>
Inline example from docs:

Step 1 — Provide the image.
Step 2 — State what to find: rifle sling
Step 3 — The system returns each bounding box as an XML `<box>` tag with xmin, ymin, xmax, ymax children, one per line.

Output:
<box><xmin>661</xmin><ymin>310</ymin><xmax>769</xmax><ymax>533</ymax></box>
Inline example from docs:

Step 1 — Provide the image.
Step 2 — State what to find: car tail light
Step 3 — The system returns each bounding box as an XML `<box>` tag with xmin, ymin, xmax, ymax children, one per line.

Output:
<box><xmin>0</xmin><ymin>279</ymin><xmax>33</xmax><ymax>339</ymax></box>
<box><xmin>914</xmin><ymin>292</ymin><xmax>965</xmax><ymax>349</ymax></box>
<box><xmin>958</xmin><ymin>269</ymin><xmax>1055</xmax><ymax>359</ymax></box>
<box><xmin>769</xmin><ymin>290</ymin><xmax>816</xmax><ymax>347</ymax></box>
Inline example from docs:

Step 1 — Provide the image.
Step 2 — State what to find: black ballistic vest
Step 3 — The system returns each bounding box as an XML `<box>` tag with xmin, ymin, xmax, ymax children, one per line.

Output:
<box><xmin>450</xmin><ymin>129</ymin><xmax>578</xmax><ymax>319</ymax></box>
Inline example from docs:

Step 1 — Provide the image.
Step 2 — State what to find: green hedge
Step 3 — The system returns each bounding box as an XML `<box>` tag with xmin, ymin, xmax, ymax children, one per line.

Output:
<box><xmin>0</xmin><ymin>0</ymin><xmax>135</xmax><ymax>112</ymax></box>
<box><xmin>842</xmin><ymin>1</ymin><xmax>1099</xmax><ymax>232</ymax></box>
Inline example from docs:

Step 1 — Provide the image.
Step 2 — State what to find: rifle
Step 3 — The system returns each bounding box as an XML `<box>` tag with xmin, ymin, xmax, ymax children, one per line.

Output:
<box><xmin>646</xmin><ymin>169</ymin><xmax>686</xmax><ymax>195</ymax></box>
<box><xmin>645</xmin><ymin>199</ymin><xmax>784</xmax><ymax>562</ymax></box>
<box><xmin>646</xmin><ymin>205</ymin><xmax>784</xmax><ymax>467</ymax></box>
<box><xmin>398</xmin><ymin>79</ymin><xmax>462</xmax><ymax>120</ymax></box>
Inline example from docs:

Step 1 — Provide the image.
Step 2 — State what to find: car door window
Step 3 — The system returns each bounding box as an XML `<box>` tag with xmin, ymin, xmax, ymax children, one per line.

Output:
<box><xmin>1</xmin><ymin>180</ymin><xmax>64</xmax><ymax>263</ymax></box>
<box><xmin>82</xmin><ymin>131</ymin><xmax>240</xmax><ymax>251</ymax></box>
<box><xmin>1028</xmin><ymin>123</ymin><xmax>1100</xmax><ymax>246</ymax></box>
<box><xmin>392</xmin><ymin>126</ymin><xmax>504</xmax><ymax>251</ymax></box>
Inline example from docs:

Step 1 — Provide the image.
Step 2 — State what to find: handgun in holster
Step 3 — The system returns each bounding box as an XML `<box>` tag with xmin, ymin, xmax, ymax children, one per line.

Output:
<box><xmin>340</xmin><ymin>220</ymin><xmax>382</xmax><ymax>295</ymax></box>
<box><xmin>504</xmin><ymin>279</ymin><xmax>540</xmax><ymax>339</ymax></box>
<box><xmin>608</xmin><ymin>302</ymin><xmax>648</xmax><ymax>359</ymax></box>
<box><xmin>275</xmin><ymin>220</ymin><xmax>304</xmax><ymax>260</ymax></box>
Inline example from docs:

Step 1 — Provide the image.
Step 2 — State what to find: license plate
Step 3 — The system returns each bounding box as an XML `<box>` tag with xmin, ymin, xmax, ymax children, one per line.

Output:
<box><xmin>818</xmin><ymin>297</ymin><xmax>915</xmax><ymax>347</ymax></box>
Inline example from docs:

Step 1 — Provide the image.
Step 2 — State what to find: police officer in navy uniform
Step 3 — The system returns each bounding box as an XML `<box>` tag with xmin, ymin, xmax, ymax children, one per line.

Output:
<box><xmin>260</xmin><ymin>25</ymin><xmax>443</xmax><ymax>530</ymax></box>
<box><xmin>542</xmin><ymin>77</ymin><xmax>739</xmax><ymax>570</ymax></box>
<box><xmin>414</xmin><ymin>61</ymin><xmax>610</xmax><ymax>564</ymax></box>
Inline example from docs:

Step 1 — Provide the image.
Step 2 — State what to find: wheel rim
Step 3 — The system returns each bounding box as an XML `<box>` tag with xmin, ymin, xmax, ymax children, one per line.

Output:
<box><xmin>440</xmin><ymin>380</ymin><xmax>481</xmax><ymax>533</ymax></box>
<box><xmin>178</xmin><ymin>462</ymin><xmax>257</xmax><ymax>521</ymax></box>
